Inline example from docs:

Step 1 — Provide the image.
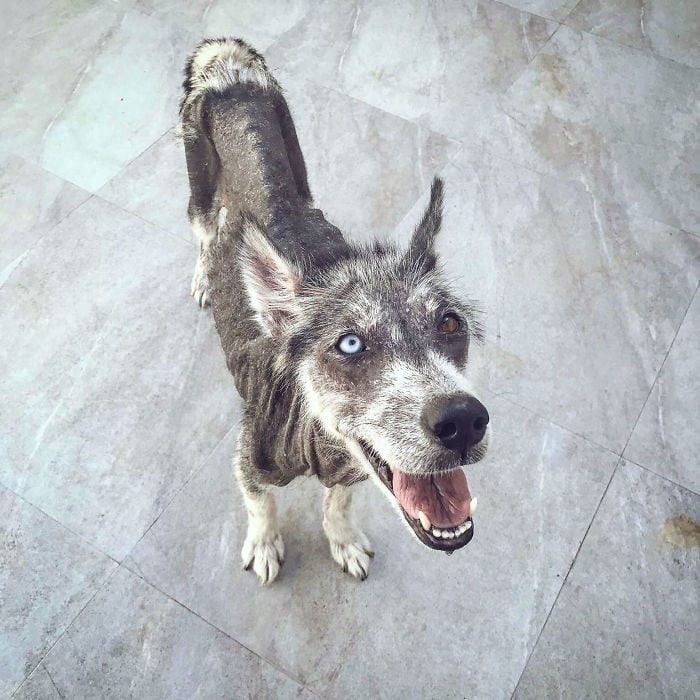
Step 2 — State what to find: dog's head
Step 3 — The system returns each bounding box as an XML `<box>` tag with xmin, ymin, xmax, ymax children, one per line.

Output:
<box><xmin>239</xmin><ymin>178</ymin><xmax>489</xmax><ymax>551</ymax></box>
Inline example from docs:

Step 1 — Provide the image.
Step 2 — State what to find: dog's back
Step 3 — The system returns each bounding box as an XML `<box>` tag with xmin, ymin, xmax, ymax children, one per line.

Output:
<box><xmin>180</xmin><ymin>38</ymin><xmax>347</xmax><ymax>265</ymax></box>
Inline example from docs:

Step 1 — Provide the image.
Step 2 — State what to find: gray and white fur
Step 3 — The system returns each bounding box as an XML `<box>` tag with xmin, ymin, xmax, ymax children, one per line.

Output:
<box><xmin>181</xmin><ymin>38</ymin><xmax>490</xmax><ymax>583</ymax></box>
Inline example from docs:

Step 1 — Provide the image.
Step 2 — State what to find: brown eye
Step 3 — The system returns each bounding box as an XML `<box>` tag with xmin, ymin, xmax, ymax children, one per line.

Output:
<box><xmin>439</xmin><ymin>314</ymin><xmax>460</xmax><ymax>334</ymax></box>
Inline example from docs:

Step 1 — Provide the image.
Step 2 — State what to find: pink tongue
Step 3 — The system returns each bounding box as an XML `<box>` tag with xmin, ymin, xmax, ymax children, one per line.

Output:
<box><xmin>392</xmin><ymin>469</ymin><xmax>472</xmax><ymax>528</ymax></box>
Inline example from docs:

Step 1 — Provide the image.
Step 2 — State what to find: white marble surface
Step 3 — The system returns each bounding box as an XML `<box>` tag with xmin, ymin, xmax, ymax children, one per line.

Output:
<box><xmin>482</xmin><ymin>26</ymin><xmax>700</xmax><ymax>235</ymax></box>
<box><xmin>0</xmin><ymin>197</ymin><xmax>237</xmax><ymax>559</ymax></box>
<box><xmin>18</xmin><ymin>567</ymin><xmax>312</xmax><ymax>699</ymax></box>
<box><xmin>394</xmin><ymin>150</ymin><xmax>700</xmax><ymax>452</ymax></box>
<box><xmin>566</xmin><ymin>0</ymin><xmax>700</xmax><ymax>68</ymax></box>
<box><xmin>501</xmin><ymin>0</ymin><xmax>580</xmax><ymax>21</ymax></box>
<box><xmin>0</xmin><ymin>156</ymin><xmax>89</xmax><ymax>283</ymax></box>
<box><xmin>0</xmin><ymin>488</ymin><xmax>116</xmax><ymax>697</ymax></box>
<box><xmin>1</xmin><ymin>2</ymin><xmax>192</xmax><ymax>192</ymax></box>
<box><xmin>625</xmin><ymin>294</ymin><xmax>700</xmax><ymax>494</ymax></box>
<box><xmin>2</xmin><ymin>0</ymin><xmax>699</xmax><ymax>696</ymax></box>
<box><xmin>135</xmin><ymin>0</ymin><xmax>314</xmax><ymax>50</ymax></box>
<box><xmin>267</xmin><ymin>0</ymin><xmax>558</xmax><ymax>141</ymax></box>
<box><xmin>514</xmin><ymin>461</ymin><xmax>700</xmax><ymax>699</ymax></box>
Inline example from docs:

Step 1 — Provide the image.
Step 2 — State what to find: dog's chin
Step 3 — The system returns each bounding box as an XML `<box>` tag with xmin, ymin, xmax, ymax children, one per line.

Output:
<box><xmin>356</xmin><ymin>439</ymin><xmax>486</xmax><ymax>552</ymax></box>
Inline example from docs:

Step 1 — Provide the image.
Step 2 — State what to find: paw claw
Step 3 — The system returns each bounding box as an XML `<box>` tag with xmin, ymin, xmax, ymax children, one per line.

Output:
<box><xmin>328</xmin><ymin>537</ymin><xmax>373</xmax><ymax>581</ymax></box>
<box><xmin>241</xmin><ymin>532</ymin><xmax>285</xmax><ymax>585</ymax></box>
<box><xmin>190</xmin><ymin>259</ymin><xmax>211</xmax><ymax>308</ymax></box>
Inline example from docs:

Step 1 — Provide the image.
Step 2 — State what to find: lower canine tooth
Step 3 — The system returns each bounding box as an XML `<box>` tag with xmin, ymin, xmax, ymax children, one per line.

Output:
<box><xmin>470</xmin><ymin>497</ymin><xmax>478</xmax><ymax>516</ymax></box>
<box><xmin>418</xmin><ymin>511</ymin><xmax>432</xmax><ymax>531</ymax></box>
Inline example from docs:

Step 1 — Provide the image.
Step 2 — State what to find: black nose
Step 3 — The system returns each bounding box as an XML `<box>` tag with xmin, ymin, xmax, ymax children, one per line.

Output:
<box><xmin>423</xmin><ymin>395</ymin><xmax>490</xmax><ymax>454</ymax></box>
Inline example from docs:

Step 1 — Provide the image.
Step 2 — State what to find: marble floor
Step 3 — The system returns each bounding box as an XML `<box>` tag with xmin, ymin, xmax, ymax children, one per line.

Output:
<box><xmin>1</xmin><ymin>1</ymin><xmax>699</xmax><ymax>698</ymax></box>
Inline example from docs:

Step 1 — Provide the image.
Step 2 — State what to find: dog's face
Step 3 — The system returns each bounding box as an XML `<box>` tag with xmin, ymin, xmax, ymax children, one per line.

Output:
<box><xmin>240</xmin><ymin>178</ymin><xmax>489</xmax><ymax>551</ymax></box>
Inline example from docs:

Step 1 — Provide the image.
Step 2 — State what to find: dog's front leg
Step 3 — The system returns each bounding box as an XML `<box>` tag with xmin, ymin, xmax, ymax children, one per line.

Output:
<box><xmin>323</xmin><ymin>484</ymin><xmax>374</xmax><ymax>581</ymax></box>
<box><xmin>235</xmin><ymin>434</ymin><xmax>285</xmax><ymax>585</ymax></box>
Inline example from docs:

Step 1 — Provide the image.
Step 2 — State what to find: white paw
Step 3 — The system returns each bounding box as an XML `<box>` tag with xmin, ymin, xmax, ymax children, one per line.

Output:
<box><xmin>190</xmin><ymin>257</ymin><xmax>210</xmax><ymax>308</ymax></box>
<box><xmin>241</xmin><ymin>531</ymin><xmax>285</xmax><ymax>585</ymax></box>
<box><xmin>327</xmin><ymin>528</ymin><xmax>374</xmax><ymax>581</ymax></box>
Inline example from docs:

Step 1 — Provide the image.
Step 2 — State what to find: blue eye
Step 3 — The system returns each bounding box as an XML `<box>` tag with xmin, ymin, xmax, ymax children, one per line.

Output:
<box><xmin>337</xmin><ymin>334</ymin><xmax>366</xmax><ymax>355</ymax></box>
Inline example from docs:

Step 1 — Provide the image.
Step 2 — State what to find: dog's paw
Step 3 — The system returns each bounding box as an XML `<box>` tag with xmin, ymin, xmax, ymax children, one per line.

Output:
<box><xmin>241</xmin><ymin>531</ymin><xmax>285</xmax><ymax>585</ymax></box>
<box><xmin>327</xmin><ymin>529</ymin><xmax>374</xmax><ymax>581</ymax></box>
<box><xmin>190</xmin><ymin>259</ymin><xmax>210</xmax><ymax>308</ymax></box>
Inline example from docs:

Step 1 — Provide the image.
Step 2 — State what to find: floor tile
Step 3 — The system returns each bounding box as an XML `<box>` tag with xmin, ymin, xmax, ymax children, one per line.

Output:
<box><xmin>100</xmin><ymin>79</ymin><xmax>456</xmax><ymax>246</ymax></box>
<box><xmin>281</xmin><ymin>79</ymin><xmax>457</xmax><ymax>241</ymax></box>
<box><xmin>514</xmin><ymin>461</ymin><xmax>700</xmax><ymax>699</ymax></box>
<box><xmin>500</xmin><ymin>0</ymin><xmax>579</xmax><ymax>21</ymax></box>
<box><xmin>97</xmin><ymin>130</ymin><xmax>193</xmax><ymax>244</ymax></box>
<box><xmin>0</xmin><ymin>197</ymin><xmax>237</xmax><ymax>559</ymax></box>
<box><xmin>125</xmin><ymin>397</ymin><xmax>617</xmax><ymax>698</ymax></box>
<box><xmin>0</xmin><ymin>4</ymin><xmax>192</xmax><ymax>191</ymax></box>
<box><xmin>566</xmin><ymin>0</ymin><xmax>700</xmax><ymax>69</ymax></box>
<box><xmin>135</xmin><ymin>0</ymin><xmax>314</xmax><ymax>50</ymax></box>
<box><xmin>0</xmin><ymin>488</ymin><xmax>116</xmax><ymax>698</ymax></box>
<box><xmin>13</xmin><ymin>665</ymin><xmax>62</xmax><ymax>700</ymax></box>
<box><xmin>625</xmin><ymin>292</ymin><xmax>700</xmax><ymax>494</ymax></box>
<box><xmin>393</xmin><ymin>151</ymin><xmax>700</xmax><ymax>452</ymax></box>
<box><xmin>266</xmin><ymin>0</ymin><xmax>557</xmax><ymax>141</ymax></box>
<box><xmin>483</xmin><ymin>26</ymin><xmax>700</xmax><ymax>234</ymax></box>
<box><xmin>37</xmin><ymin>567</ymin><xmax>311</xmax><ymax>700</ymax></box>
<box><xmin>0</xmin><ymin>156</ymin><xmax>89</xmax><ymax>284</ymax></box>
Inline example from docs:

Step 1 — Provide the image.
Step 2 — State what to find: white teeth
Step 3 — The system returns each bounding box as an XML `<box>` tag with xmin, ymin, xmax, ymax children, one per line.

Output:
<box><xmin>456</xmin><ymin>523</ymin><xmax>467</xmax><ymax>535</ymax></box>
<box><xmin>470</xmin><ymin>497</ymin><xmax>478</xmax><ymax>516</ymax></box>
<box><xmin>418</xmin><ymin>511</ymin><xmax>432</xmax><ymax>531</ymax></box>
<box><xmin>464</xmin><ymin>520</ymin><xmax>472</xmax><ymax>531</ymax></box>
<box><xmin>432</xmin><ymin>528</ymin><xmax>443</xmax><ymax>538</ymax></box>
<box><xmin>444</xmin><ymin>530</ymin><xmax>455</xmax><ymax>539</ymax></box>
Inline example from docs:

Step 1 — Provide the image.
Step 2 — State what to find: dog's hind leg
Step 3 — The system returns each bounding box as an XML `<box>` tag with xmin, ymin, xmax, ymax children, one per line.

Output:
<box><xmin>182</xmin><ymin>92</ymin><xmax>223</xmax><ymax>308</ymax></box>
<box><xmin>189</xmin><ymin>206</ymin><xmax>226</xmax><ymax>308</ymax></box>
<box><xmin>235</xmin><ymin>430</ymin><xmax>285</xmax><ymax>584</ymax></box>
<box><xmin>323</xmin><ymin>484</ymin><xmax>374</xmax><ymax>581</ymax></box>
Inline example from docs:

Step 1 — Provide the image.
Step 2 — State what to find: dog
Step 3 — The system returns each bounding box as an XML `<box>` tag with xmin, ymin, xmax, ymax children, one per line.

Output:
<box><xmin>180</xmin><ymin>38</ymin><xmax>490</xmax><ymax>584</ymax></box>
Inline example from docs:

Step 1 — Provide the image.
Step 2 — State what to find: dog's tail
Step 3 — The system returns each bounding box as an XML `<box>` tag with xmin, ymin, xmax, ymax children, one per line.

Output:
<box><xmin>179</xmin><ymin>37</ymin><xmax>280</xmax><ymax>117</ymax></box>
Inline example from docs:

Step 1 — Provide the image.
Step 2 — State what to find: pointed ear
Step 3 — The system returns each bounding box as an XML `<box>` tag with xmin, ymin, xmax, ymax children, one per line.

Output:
<box><xmin>406</xmin><ymin>177</ymin><xmax>444</xmax><ymax>271</ymax></box>
<box><xmin>239</xmin><ymin>215</ymin><xmax>303</xmax><ymax>336</ymax></box>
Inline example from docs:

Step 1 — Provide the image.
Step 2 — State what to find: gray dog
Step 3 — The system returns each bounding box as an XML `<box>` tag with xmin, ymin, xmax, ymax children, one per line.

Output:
<box><xmin>180</xmin><ymin>38</ymin><xmax>490</xmax><ymax>584</ymax></box>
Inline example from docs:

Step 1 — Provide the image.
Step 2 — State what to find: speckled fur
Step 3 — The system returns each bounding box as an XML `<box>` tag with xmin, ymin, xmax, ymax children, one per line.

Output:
<box><xmin>180</xmin><ymin>38</ymin><xmax>487</xmax><ymax>581</ymax></box>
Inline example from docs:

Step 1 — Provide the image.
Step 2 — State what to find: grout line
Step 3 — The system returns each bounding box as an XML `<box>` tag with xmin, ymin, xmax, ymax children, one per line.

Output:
<box><xmin>622</xmin><ymin>457</ymin><xmax>700</xmax><ymax>498</ymax></box>
<box><xmin>508</xmin><ymin>283</ymin><xmax>699</xmax><ymax>697</ymax></box>
<box><xmin>620</xmin><ymin>281</ymin><xmax>699</xmax><ymax>458</ymax></box>
<box><xmin>560</xmin><ymin>12</ymin><xmax>700</xmax><ymax>72</ymax></box>
<box><xmin>91</xmin><ymin>191</ymin><xmax>195</xmax><ymax>248</ymax></box>
<box><xmin>9</xmin><ymin>566</ymin><xmax>121</xmax><ymax>699</ymax></box>
<box><xmin>120</xmin><ymin>422</ymin><xmax>238</xmax><ymax>563</ymax></box>
<box><xmin>93</xmin><ymin>122</ymin><xmax>178</xmax><ymax>194</ymax></box>
<box><xmin>558</xmin><ymin>0</ymin><xmax>585</xmax><ymax>25</ymax></box>
<box><xmin>487</xmin><ymin>390</ymin><xmax>623</xmax><ymax>456</ymax></box>
<box><xmin>508</xmin><ymin>454</ymin><xmax>623</xmax><ymax>699</ymax></box>
<box><xmin>0</xmin><ymin>189</ymin><xmax>92</xmax><ymax>292</ymax></box>
<box><xmin>2</xmin><ymin>485</ymin><xmax>120</xmax><ymax>566</ymax></box>
<box><xmin>124</xmin><ymin>565</ymin><xmax>313</xmax><ymax>695</ymax></box>
<box><xmin>42</xmin><ymin>664</ymin><xmax>65</xmax><ymax>700</ymax></box>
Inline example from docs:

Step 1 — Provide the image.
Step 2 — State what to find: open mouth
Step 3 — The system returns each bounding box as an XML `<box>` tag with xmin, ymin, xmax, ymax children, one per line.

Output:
<box><xmin>358</xmin><ymin>441</ymin><xmax>476</xmax><ymax>552</ymax></box>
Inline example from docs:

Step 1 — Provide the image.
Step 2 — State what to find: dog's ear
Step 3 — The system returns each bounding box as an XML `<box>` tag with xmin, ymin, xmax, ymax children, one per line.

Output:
<box><xmin>239</xmin><ymin>214</ymin><xmax>303</xmax><ymax>336</ymax></box>
<box><xmin>406</xmin><ymin>176</ymin><xmax>444</xmax><ymax>271</ymax></box>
